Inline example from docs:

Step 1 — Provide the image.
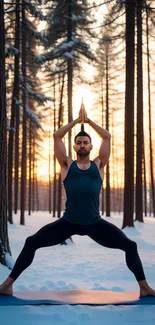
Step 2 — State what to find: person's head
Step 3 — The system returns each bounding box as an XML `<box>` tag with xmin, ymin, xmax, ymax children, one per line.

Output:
<box><xmin>73</xmin><ymin>131</ymin><xmax>93</xmax><ymax>157</ymax></box>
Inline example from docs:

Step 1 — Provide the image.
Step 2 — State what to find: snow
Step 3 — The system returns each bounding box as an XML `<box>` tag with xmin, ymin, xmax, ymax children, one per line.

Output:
<box><xmin>0</xmin><ymin>212</ymin><xmax>155</xmax><ymax>324</ymax></box>
<box><xmin>26</xmin><ymin>106</ymin><xmax>43</xmax><ymax>129</ymax></box>
<box><xmin>25</xmin><ymin>86</ymin><xmax>52</xmax><ymax>103</ymax></box>
<box><xmin>5</xmin><ymin>45</ymin><xmax>19</xmax><ymax>57</ymax></box>
<box><xmin>34</xmin><ymin>54</ymin><xmax>47</xmax><ymax>64</ymax></box>
<box><xmin>52</xmin><ymin>41</ymin><xmax>77</xmax><ymax>56</ymax></box>
<box><xmin>72</xmin><ymin>14</ymin><xmax>84</xmax><ymax>22</ymax></box>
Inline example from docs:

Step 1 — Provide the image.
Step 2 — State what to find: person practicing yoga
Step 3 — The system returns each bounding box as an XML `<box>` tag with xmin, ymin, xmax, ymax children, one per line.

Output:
<box><xmin>0</xmin><ymin>106</ymin><xmax>155</xmax><ymax>297</ymax></box>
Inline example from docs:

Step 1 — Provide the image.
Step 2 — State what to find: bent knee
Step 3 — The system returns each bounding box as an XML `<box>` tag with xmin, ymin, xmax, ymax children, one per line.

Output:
<box><xmin>25</xmin><ymin>235</ymin><xmax>36</xmax><ymax>247</ymax></box>
<box><xmin>126</xmin><ymin>240</ymin><xmax>137</xmax><ymax>252</ymax></box>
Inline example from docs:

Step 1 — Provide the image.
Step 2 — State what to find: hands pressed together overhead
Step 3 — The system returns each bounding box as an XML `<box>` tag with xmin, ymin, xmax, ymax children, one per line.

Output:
<box><xmin>78</xmin><ymin>103</ymin><xmax>89</xmax><ymax>124</ymax></box>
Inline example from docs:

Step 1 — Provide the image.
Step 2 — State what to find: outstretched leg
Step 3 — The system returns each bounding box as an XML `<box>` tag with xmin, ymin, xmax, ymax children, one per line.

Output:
<box><xmin>87</xmin><ymin>219</ymin><xmax>155</xmax><ymax>296</ymax></box>
<box><xmin>0</xmin><ymin>218</ymin><xmax>74</xmax><ymax>295</ymax></box>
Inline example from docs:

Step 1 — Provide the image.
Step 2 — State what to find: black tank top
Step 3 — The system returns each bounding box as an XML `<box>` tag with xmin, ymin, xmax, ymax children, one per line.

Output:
<box><xmin>62</xmin><ymin>160</ymin><xmax>102</xmax><ymax>225</ymax></box>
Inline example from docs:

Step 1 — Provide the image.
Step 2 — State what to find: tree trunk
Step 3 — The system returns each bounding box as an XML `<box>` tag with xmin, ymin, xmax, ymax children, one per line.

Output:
<box><xmin>53</xmin><ymin>78</ymin><xmax>57</xmax><ymax>217</ymax></box>
<box><xmin>35</xmin><ymin>162</ymin><xmax>39</xmax><ymax>211</ymax></box>
<box><xmin>142</xmin><ymin>139</ymin><xmax>147</xmax><ymax>216</ymax></box>
<box><xmin>57</xmin><ymin>174</ymin><xmax>62</xmax><ymax>218</ymax></box>
<box><xmin>28</xmin><ymin>120</ymin><xmax>32</xmax><ymax>215</ymax></box>
<box><xmin>101</xmin><ymin>76</ymin><xmax>104</xmax><ymax>215</ymax></box>
<box><xmin>122</xmin><ymin>0</ymin><xmax>135</xmax><ymax>228</ymax></box>
<box><xmin>111</xmin><ymin>112</ymin><xmax>116</xmax><ymax>212</ymax></box>
<box><xmin>49</xmin><ymin>130</ymin><xmax>52</xmax><ymax>214</ymax></box>
<box><xmin>105</xmin><ymin>51</ymin><xmax>110</xmax><ymax>217</ymax></box>
<box><xmin>32</xmin><ymin>135</ymin><xmax>35</xmax><ymax>212</ymax></box>
<box><xmin>14</xmin><ymin>0</ymin><xmax>21</xmax><ymax>215</ymax></box>
<box><xmin>146</xmin><ymin>8</ymin><xmax>155</xmax><ymax>217</ymax></box>
<box><xmin>20</xmin><ymin>5</ymin><xmax>27</xmax><ymax>225</ymax></box>
<box><xmin>67</xmin><ymin>0</ymin><xmax>73</xmax><ymax>158</ymax></box>
<box><xmin>57</xmin><ymin>73</ymin><xmax>65</xmax><ymax>218</ymax></box>
<box><xmin>135</xmin><ymin>0</ymin><xmax>144</xmax><ymax>222</ymax></box>
<box><xmin>8</xmin><ymin>0</ymin><xmax>21</xmax><ymax>223</ymax></box>
<box><xmin>0</xmin><ymin>0</ymin><xmax>12</xmax><ymax>266</ymax></box>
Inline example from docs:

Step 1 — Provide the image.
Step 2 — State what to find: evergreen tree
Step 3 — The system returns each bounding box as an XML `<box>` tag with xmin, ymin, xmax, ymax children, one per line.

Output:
<box><xmin>0</xmin><ymin>0</ymin><xmax>12</xmax><ymax>267</ymax></box>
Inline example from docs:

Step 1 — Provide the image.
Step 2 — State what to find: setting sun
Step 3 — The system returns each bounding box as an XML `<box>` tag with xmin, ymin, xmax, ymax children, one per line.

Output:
<box><xmin>73</xmin><ymin>85</ymin><xmax>94</xmax><ymax>117</ymax></box>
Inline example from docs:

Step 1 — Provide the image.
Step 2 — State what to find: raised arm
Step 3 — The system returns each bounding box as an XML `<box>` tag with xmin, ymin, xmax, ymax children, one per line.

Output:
<box><xmin>53</xmin><ymin>117</ymin><xmax>81</xmax><ymax>167</ymax></box>
<box><xmin>80</xmin><ymin>104</ymin><xmax>111</xmax><ymax>166</ymax></box>
<box><xmin>88</xmin><ymin>118</ymin><xmax>111</xmax><ymax>167</ymax></box>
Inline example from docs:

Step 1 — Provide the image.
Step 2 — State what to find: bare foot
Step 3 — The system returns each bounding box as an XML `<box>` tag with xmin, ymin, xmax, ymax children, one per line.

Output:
<box><xmin>140</xmin><ymin>287</ymin><xmax>155</xmax><ymax>297</ymax></box>
<box><xmin>0</xmin><ymin>284</ymin><xmax>13</xmax><ymax>296</ymax></box>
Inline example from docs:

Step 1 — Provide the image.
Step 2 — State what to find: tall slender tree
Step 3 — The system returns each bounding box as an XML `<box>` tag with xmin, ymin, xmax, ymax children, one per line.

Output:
<box><xmin>67</xmin><ymin>0</ymin><xmax>73</xmax><ymax>158</ymax></box>
<box><xmin>57</xmin><ymin>72</ymin><xmax>65</xmax><ymax>218</ymax></box>
<box><xmin>0</xmin><ymin>0</ymin><xmax>12</xmax><ymax>266</ymax></box>
<box><xmin>135</xmin><ymin>0</ymin><xmax>144</xmax><ymax>222</ymax></box>
<box><xmin>48</xmin><ymin>129</ymin><xmax>52</xmax><ymax>214</ymax></box>
<box><xmin>122</xmin><ymin>0</ymin><xmax>135</xmax><ymax>228</ymax></box>
<box><xmin>8</xmin><ymin>0</ymin><xmax>21</xmax><ymax>224</ymax></box>
<box><xmin>52</xmin><ymin>77</ymin><xmax>57</xmax><ymax>217</ymax></box>
<box><xmin>146</xmin><ymin>7</ymin><xmax>155</xmax><ymax>217</ymax></box>
<box><xmin>142</xmin><ymin>139</ymin><xmax>147</xmax><ymax>216</ymax></box>
<box><xmin>28</xmin><ymin>120</ymin><xmax>32</xmax><ymax>215</ymax></box>
<box><xmin>103</xmin><ymin>35</ymin><xmax>111</xmax><ymax>217</ymax></box>
<box><xmin>20</xmin><ymin>4</ymin><xmax>27</xmax><ymax>225</ymax></box>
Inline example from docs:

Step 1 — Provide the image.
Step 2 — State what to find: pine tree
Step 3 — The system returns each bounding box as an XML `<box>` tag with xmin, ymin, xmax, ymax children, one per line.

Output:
<box><xmin>0</xmin><ymin>0</ymin><xmax>12</xmax><ymax>267</ymax></box>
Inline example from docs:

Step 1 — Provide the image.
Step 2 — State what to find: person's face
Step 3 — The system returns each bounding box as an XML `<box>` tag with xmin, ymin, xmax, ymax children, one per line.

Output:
<box><xmin>73</xmin><ymin>136</ymin><xmax>93</xmax><ymax>157</ymax></box>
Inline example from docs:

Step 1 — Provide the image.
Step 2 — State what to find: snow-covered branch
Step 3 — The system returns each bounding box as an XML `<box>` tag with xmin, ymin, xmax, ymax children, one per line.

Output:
<box><xmin>5</xmin><ymin>46</ymin><xmax>19</xmax><ymax>57</ymax></box>
<box><xmin>25</xmin><ymin>85</ymin><xmax>52</xmax><ymax>103</ymax></box>
<box><xmin>26</xmin><ymin>106</ymin><xmax>43</xmax><ymax>130</ymax></box>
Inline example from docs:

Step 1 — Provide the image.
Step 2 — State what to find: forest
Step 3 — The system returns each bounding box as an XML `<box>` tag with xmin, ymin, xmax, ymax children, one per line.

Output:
<box><xmin>0</xmin><ymin>0</ymin><xmax>155</xmax><ymax>266</ymax></box>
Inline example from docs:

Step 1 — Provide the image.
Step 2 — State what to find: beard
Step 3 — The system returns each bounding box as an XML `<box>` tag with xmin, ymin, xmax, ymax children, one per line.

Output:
<box><xmin>77</xmin><ymin>149</ymin><xmax>90</xmax><ymax>157</ymax></box>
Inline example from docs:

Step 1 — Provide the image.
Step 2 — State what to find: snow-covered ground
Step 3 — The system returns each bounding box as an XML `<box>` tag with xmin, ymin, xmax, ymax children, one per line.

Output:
<box><xmin>0</xmin><ymin>212</ymin><xmax>155</xmax><ymax>324</ymax></box>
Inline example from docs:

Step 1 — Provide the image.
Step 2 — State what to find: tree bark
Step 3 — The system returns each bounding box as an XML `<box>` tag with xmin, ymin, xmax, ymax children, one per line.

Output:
<box><xmin>57</xmin><ymin>73</ymin><xmax>65</xmax><ymax>218</ymax></box>
<box><xmin>53</xmin><ymin>78</ymin><xmax>57</xmax><ymax>217</ymax></box>
<box><xmin>28</xmin><ymin>120</ymin><xmax>32</xmax><ymax>215</ymax></box>
<box><xmin>0</xmin><ymin>0</ymin><xmax>12</xmax><ymax>266</ymax></box>
<box><xmin>105</xmin><ymin>51</ymin><xmax>110</xmax><ymax>217</ymax></box>
<box><xmin>122</xmin><ymin>0</ymin><xmax>135</xmax><ymax>228</ymax></box>
<box><xmin>146</xmin><ymin>8</ymin><xmax>155</xmax><ymax>217</ymax></box>
<box><xmin>14</xmin><ymin>0</ymin><xmax>21</xmax><ymax>215</ymax></box>
<box><xmin>8</xmin><ymin>0</ymin><xmax>20</xmax><ymax>223</ymax></box>
<box><xmin>20</xmin><ymin>5</ymin><xmax>27</xmax><ymax>225</ymax></box>
<box><xmin>32</xmin><ymin>135</ymin><xmax>35</xmax><ymax>212</ymax></box>
<box><xmin>49</xmin><ymin>130</ymin><xmax>52</xmax><ymax>214</ymax></box>
<box><xmin>67</xmin><ymin>0</ymin><xmax>73</xmax><ymax>158</ymax></box>
<box><xmin>135</xmin><ymin>0</ymin><xmax>144</xmax><ymax>222</ymax></box>
<box><xmin>101</xmin><ymin>75</ymin><xmax>104</xmax><ymax>215</ymax></box>
<box><xmin>142</xmin><ymin>139</ymin><xmax>147</xmax><ymax>216</ymax></box>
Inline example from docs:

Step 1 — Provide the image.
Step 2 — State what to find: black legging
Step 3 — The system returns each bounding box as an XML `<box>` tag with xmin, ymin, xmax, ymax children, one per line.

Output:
<box><xmin>9</xmin><ymin>218</ymin><xmax>146</xmax><ymax>282</ymax></box>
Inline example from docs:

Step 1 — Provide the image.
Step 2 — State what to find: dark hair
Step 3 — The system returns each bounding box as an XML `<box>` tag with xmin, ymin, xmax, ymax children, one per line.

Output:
<box><xmin>74</xmin><ymin>131</ymin><xmax>92</xmax><ymax>144</ymax></box>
